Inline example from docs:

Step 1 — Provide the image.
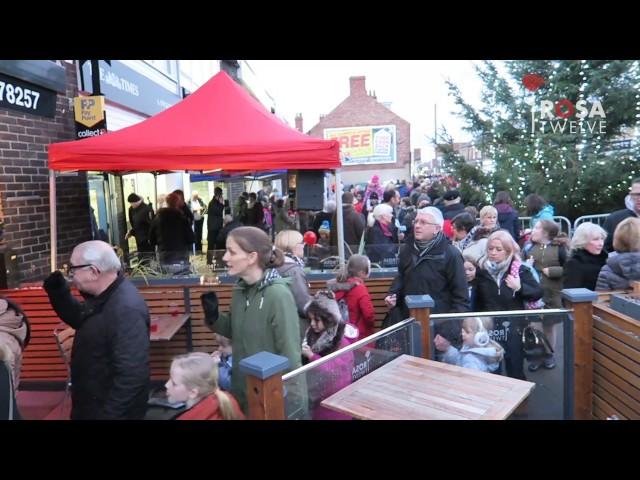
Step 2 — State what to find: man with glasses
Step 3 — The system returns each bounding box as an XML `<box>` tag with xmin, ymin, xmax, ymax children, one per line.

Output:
<box><xmin>43</xmin><ymin>240</ymin><xmax>150</xmax><ymax>420</ymax></box>
<box><xmin>603</xmin><ymin>178</ymin><xmax>640</xmax><ymax>253</ymax></box>
<box><xmin>385</xmin><ymin>206</ymin><xmax>469</xmax><ymax>317</ymax></box>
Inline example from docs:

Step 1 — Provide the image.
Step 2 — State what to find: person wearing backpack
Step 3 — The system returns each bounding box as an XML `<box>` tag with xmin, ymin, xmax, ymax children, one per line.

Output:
<box><xmin>326</xmin><ymin>254</ymin><xmax>376</xmax><ymax>342</ymax></box>
<box><xmin>522</xmin><ymin>220</ymin><xmax>569</xmax><ymax>371</ymax></box>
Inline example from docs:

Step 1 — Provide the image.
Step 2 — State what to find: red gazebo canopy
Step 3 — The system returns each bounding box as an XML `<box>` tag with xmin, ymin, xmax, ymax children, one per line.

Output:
<box><xmin>48</xmin><ymin>70</ymin><xmax>340</xmax><ymax>172</ymax></box>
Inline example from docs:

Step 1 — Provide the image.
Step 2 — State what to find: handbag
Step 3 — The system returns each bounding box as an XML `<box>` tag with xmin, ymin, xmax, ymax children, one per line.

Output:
<box><xmin>522</xmin><ymin>325</ymin><xmax>554</xmax><ymax>360</ymax></box>
<box><xmin>509</xmin><ymin>258</ymin><xmax>545</xmax><ymax>310</ymax></box>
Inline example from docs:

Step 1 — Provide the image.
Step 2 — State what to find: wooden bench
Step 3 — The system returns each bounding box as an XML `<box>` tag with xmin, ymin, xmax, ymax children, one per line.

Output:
<box><xmin>1</xmin><ymin>276</ymin><xmax>396</xmax><ymax>383</ymax></box>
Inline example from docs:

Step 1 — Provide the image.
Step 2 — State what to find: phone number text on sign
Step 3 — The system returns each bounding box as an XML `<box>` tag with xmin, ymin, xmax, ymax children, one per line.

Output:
<box><xmin>0</xmin><ymin>81</ymin><xmax>40</xmax><ymax>109</ymax></box>
<box><xmin>0</xmin><ymin>74</ymin><xmax>56</xmax><ymax>118</ymax></box>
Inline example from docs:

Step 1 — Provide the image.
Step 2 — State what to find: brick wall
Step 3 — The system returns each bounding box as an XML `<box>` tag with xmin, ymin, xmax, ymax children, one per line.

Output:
<box><xmin>307</xmin><ymin>76</ymin><xmax>411</xmax><ymax>180</ymax></box>
<box><xmin>0</xmin><ymin>61</ymin><xmax>91</xmax><ymax>282</ymax></box>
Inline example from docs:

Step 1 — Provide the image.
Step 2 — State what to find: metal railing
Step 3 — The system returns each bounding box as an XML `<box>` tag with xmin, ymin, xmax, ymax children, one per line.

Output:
<box><xmin>573</xmin><ymin>213</ymin><xmax>610</xmax><ymax>229</ymax></box>
<box><xmin>518</xmin><ymin>216</ymin><xmax>573</xmax><ymax>236</ymax></box>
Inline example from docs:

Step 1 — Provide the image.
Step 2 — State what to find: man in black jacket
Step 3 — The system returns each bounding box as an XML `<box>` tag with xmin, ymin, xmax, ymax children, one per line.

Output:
<box><xmin>126</xmin><ymin>193</ymin><xmax>154</xmax><ymax>254</ymax></box>
<box><xmin>207</xmin><ymin>187</ymin><xmax>225</xmax><ymax>264</ymax></box>
<box><xmin>603</xmin><ymin>178</ymin><xmax>640</xmax><ymax>252</ymax></box>
<box><xmin>385</xmin><ymin>206</ymin><xmax>469</xmax><ymax>316</ymax></box>
<box><xmin>330</xmin><ymin>192</ymin><xmax>365</xmax><ymax>253</ymax></box>
<box><xmin>43</xmin><ymin>241</ymin><xmax>150</xmax><ymax>420</ymax></box>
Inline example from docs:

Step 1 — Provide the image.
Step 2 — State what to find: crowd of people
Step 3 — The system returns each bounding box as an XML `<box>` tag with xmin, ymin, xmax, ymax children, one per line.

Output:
<box><xmin>2</xmin><ymin>175</ymin><xmax>639</xmax><ymax>420</ymax></box>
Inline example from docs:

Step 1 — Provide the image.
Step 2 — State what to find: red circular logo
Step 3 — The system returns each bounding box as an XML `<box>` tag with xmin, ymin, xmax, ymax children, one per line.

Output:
<box><xmin>522</xmin><ymin>73</ymin><xmax>545</xmax><ymax>92</ymax></box>
<box><xmin>554</xmin><ymin>99</ymin><xmax>574</xmax><ymax>119</ymax></box>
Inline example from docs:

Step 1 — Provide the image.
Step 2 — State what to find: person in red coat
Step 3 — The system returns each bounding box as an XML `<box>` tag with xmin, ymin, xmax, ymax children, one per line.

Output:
<box><xmin>165</xmin><ymin>352</ymin><xmax>244</xmax><ymax>420</ymax></box>
<box><xmin>327</xmin><ymin>254</ymin><xmax>376</xmax><ymax>341</ymax></box>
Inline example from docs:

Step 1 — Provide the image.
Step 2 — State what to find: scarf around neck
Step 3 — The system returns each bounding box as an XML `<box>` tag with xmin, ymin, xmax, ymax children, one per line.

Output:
<box><xmin>284</xmin><ymin>252</ymin><xmax>305</xmax><ymax>267</ymax></box>
<box><xmin>484</xmin><ymin>255</ymin><xmax>513</xmax><ymax>285</ymax></box>
<box><xmin>378</xmin><ymin>221</ymin><xmax>393</xmax><ymax>238</ymax></box>
<box><xmin>414</xmin><ymin>231</ymin><xmax>444</xmax><ymax>257</ymax></box>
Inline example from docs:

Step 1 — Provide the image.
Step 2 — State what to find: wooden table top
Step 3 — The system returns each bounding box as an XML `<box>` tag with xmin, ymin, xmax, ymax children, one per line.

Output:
<box><xmin>321</xmin><ymin>354</ymin><xmax>535</xmax><ymax>420</ymax></box>
<box><xmin>150</xmin><ymin>313</ymin><xmax>190</xmax><ymax>341</ymax></box>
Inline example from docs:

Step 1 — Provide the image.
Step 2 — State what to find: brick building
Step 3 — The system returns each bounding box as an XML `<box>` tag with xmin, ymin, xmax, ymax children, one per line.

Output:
<box><xmin>0</xmin><ymin>61</ymin><xmax>91</xmax><ymax>284</ymax></box>
<box><xmin>0</xmin><ymin>60</ymin><xmax>284</xmax><ymax>286</ymax></box>
<box><xmin>306</xmin><ymin>76</ymin><xmax>411</xmax><ymax>186</ymax></box>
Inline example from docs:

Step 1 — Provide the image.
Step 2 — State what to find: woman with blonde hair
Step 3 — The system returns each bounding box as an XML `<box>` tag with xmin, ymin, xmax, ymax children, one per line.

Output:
<box><xmin>435</xmin><ymin>317</ymin><xmax>504</xmax><ymax>373</ymax></box>
<box><xmin>475</xmin><ymin>230</ymin><xmax>543</xmax><ymax>380</ymax></box>
<box><xmin>563</xmin><ymin>222</ymin><xmax>608</xmax><ymax>291</ymax></box>
<box><xmin>596</xmin><ymin>217</ymin><xmax>640</xmax><ymax>291</ymax></box>
<box><xmin>274</xmin><ymin>229</ymin><xmax>312</xmax><ymax>338</ymax></box>
<box><xmin>165</xmin><ymin>352</ymin><xmax>244</xmax><ymax>420</ymax></box>
<box><xmin>479</xmin><ymin>205</ymin><xmax>500</xmax><ymax>231</ymax></box>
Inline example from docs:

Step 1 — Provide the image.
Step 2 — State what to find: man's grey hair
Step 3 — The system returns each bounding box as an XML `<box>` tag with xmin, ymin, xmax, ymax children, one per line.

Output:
<box><xmin>74</xmin><ymin>240</ymin><xmax>122</xmax><ymax>273</ymax></box>
<box><xmin>417</xmin><ymin>206</ymin><xmax>444</xmax><ymax>227</ymax></box>
<box><xmin>325</xmin><ymin>200</ymin><xmax>337</xmax><ymax>213</ymax></box>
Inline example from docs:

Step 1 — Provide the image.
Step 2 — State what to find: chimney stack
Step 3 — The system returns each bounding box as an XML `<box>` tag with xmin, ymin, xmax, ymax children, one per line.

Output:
<box><xmin>349</xmin><ymin>76</ymin><xmax>366</xmax><ymax>96</ymax></box>
<box><xmin>295</xmin><ymin>113</ymin><xmax>303</xmax><ymax>132</ymax></box>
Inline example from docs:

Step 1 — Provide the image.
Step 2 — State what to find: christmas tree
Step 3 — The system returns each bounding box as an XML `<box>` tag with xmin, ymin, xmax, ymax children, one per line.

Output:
<box><xmin>444</xmin><ymin>60</ymin><xmax>640</xmax><ymax>220</ymax></box>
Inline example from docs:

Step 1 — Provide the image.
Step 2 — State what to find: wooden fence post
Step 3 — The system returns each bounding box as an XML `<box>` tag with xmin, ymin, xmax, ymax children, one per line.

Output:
<box><xmin>406</xmin><ymin>295</ymin><xmax>434</xmax><ymax>360</ymax></box>
<box><xmin>561</xmin><ymin>288</ymin><xmax>597</xmax><ymax>421</ymax></box>
<box><xmin>239</xmin><ymin>352</ymin><xmax>290</xmax><ymax>420</ymax></box>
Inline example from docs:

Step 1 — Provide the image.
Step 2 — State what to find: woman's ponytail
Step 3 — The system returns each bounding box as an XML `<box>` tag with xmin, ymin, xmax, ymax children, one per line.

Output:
<box><xmin>214</xmin><ymin>389</ymin><xmax>242</xmax><ymax>420</ymax></box>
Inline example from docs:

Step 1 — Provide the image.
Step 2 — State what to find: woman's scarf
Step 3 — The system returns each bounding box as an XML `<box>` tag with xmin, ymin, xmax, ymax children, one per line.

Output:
<box><xmin>378</xmin><ymin>220</ymin><xmax>393</xmax><ymax>238</ymax></box>
<box><xmin>284</xmin><ymin>252</ymin><xmax>305</xmax><ymax>267</ymax></box>
<box><xmin>484</xmin><ymin>255</ymin><xmax>513</xmax><ymax>286</ymax></box>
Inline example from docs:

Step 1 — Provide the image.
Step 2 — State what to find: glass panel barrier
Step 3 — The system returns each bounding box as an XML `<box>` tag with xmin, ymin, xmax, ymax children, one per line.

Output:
<box><xmin>122</xmin><ymin>250</ymin><xmax>228</xmax><ymax>282</ymax></box>
<box><xmin>282</xmin><ymin>318</ymin><xmax>419</xmax><ymax>420</ymax></box>
<box><xmin>431</xmin><ymin>309</ymin><xmax>573</xmax><ymax>420</ymax></box>
<box><xmin>303</xmin><ymin>243</ymin><xmax>401</xmax><ymax>271</ymax></box>
<box><xmin>121</xmin><ymin>242</ymin><xmax>404</xmax><ymax>278</ymax></box>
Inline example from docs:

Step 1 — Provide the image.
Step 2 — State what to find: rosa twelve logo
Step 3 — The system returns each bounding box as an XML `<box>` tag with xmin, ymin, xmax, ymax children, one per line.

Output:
<box><xmin>523</xmin><ymin>73</ymin><xmax>606</xmax><ymax>135</ymax></box>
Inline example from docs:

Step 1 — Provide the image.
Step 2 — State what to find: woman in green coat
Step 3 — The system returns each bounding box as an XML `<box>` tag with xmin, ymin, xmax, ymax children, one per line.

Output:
<box><xmin>201</xmin><ymin>226</ymin><xmax>303</xmax><ymax>414</ymax></box>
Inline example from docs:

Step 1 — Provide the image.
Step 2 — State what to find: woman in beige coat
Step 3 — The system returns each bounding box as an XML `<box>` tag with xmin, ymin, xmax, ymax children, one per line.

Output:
<box><xmin>0</xmin><ymin>297</ymin><xmax>30</xmax><ymax>388</ymax></box>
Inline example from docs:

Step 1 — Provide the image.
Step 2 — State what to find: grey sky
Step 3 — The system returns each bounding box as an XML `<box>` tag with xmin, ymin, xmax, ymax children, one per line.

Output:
<box><xmin>247</xmin><ymin>60</ymin><xmax>487</xmax><ymax>156</ymax></box>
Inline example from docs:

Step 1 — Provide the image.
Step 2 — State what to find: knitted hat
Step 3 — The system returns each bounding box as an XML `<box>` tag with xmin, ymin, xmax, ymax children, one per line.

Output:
<box><xmin>318</xmin><ymin>220</ymin><xmax>331</xmax><ymax>236</ymax></box>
